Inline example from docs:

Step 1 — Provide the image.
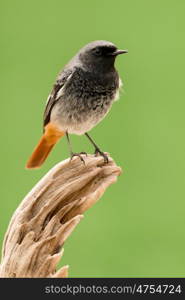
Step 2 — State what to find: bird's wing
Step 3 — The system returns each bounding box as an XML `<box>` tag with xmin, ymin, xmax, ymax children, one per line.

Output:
<box><xmin>43</xmin><ymin>69</ymin><xmax>73</xmax><ymax>128</ymax></box>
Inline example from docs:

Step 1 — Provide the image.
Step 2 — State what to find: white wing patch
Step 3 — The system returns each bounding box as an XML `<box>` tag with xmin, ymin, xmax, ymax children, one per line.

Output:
<box><xmin>56</xmin><ymin>85</ymin><xmax>65</xmax><ymax>99</ymax></box>
<box><xmin>45</xmin><ymin>94</ymin><xmax>51</xmax><ymax>106</ymax></box>
<box><xmin>56</xmin><ymin>73</ymin><xmax>73</xmax><ymax>100</ymax></box>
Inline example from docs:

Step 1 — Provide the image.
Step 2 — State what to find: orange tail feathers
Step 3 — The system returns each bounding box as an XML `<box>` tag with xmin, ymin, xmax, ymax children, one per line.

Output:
<box><xmin>26</xmin><ymin>123</ymin><xmax>65</xmax><ymax>169</ymax></box>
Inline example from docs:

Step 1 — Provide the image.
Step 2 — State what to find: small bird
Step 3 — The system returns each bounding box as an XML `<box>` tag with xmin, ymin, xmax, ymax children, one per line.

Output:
<box><xmin>26</xmin><ymin>40</ymin><xmax>127</xmax><ymax>169</ymax></box>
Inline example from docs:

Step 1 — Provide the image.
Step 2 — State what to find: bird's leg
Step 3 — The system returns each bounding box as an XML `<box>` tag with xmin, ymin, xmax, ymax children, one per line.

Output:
<box><xmin>66</xmin><ymin>131</ymin><xmax>86</xmax><ymax>164</ymax></box>
<box><xmin>85</xmin><ymin>132</ymin><xmax>109</xmax><ymax>163</ymax></box>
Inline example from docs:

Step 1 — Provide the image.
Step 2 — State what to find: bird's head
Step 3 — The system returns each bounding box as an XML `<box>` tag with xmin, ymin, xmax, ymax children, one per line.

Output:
<box><xmin>78</xmin><ymin>40</ymin><xmax>127</xmax><ymax>72</ymax></box>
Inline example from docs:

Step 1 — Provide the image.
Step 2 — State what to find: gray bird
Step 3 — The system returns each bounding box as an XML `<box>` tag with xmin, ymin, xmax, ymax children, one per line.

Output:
<box><xmin>26</xmin><ymin>40</ymin><xmax>127</xmax><ymax>169</ymax></box>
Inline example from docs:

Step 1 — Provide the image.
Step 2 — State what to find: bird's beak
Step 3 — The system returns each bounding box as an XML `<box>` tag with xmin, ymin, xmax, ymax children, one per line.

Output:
<box><xmin>113</xmin><ymin>49</ymin><xmax>128</xmax><ymax>56</ymax></box>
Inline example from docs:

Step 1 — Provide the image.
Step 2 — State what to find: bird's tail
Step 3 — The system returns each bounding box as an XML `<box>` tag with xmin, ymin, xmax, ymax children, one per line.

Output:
<box><xmin>26</xmin><ymin>123</ymin><xmax>65</xmax><ymax>169</ymax></box>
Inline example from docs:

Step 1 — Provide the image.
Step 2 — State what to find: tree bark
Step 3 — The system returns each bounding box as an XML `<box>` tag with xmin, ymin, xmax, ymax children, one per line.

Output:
<box><xmin>0</xmin><ymin>154</ymin><xmax>121</xmax><ymax>278</ymax></box>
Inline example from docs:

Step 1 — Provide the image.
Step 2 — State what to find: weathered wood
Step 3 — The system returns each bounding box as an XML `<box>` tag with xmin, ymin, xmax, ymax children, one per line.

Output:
<box><xmin>0</xmin><ymin>154</ymin><xmax>121</xmax><ymax>278</ymax></box>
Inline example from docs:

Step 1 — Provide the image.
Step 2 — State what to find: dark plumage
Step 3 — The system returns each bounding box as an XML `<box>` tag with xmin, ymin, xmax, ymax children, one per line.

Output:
<box><xmin>44</xmin><ymin>40</ymin><xmax>127</xmax><ymax>135</ymax></box>
<box><xmin>26</xmin><ymin>40</ymin><xmax>127</xmax><ymax>168</ymax></box>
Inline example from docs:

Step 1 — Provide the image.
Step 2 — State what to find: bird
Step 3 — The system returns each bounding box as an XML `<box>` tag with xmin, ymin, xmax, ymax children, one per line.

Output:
<box><xmin>26</xmin><ymin>40</ymin><xmax>127</xmax><ymax>169</ymax></box>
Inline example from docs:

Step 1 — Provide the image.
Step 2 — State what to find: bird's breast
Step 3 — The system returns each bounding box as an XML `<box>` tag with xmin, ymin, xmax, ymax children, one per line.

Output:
<box><xmin>50</xmin><ymin>68</ymin><xmax>121</xmax><ymax>134</ymax></box>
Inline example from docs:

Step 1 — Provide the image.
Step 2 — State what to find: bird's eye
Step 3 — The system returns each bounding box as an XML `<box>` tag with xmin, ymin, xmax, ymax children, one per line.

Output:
<box><xmin>93</xmin><ymin>48</ymin><xmax>102</xmax><ymax>56</ymax></box>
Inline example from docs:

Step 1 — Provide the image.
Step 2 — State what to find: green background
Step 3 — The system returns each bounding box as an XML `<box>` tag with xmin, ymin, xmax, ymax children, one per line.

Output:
<box><xmin>0</xmin><ymin>0</ymin><xmax>185</xmax><ymax>277</ymax></box>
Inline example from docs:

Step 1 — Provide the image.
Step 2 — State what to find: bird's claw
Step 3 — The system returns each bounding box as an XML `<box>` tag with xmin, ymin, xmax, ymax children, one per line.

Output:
<box><xmin>94</xmin><ymin>148</ymin><xmax>109</xmax><ymax>163</ymax></box>
<box><xmin>70</xmin><ymin>152</ymin><xmax>86</xmax><ymax>164</ymax></box>
<box><xmin>79</xmin><ymin>151</ymin><xmax>88</xmax><ymax>156</ymax></box>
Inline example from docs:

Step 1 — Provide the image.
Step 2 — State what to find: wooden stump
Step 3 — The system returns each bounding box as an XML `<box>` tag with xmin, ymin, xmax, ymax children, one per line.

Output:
<box><xmin>0</xmin><ymin>154</ymin><xmax>121</xmax><ymax>278</ymax></box>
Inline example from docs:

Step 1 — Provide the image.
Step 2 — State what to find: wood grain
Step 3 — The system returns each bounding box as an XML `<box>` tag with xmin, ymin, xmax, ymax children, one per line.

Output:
<box><xmin>0</xmin><ymin>154</ymin><xmax>121</xmax><ymax>277</ymax></box>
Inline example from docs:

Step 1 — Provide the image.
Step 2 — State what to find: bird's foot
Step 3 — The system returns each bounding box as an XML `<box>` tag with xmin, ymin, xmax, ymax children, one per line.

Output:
<box><xmin>94</xmin><ymin>148</ymin><xmax>109</xmax><ymax>163</ymax></box>
<box><xmin>79</xmin><ymin>151</ymin><xmax>88</xmax><ymax>156</ymax></box>
<box><xmin>70</xmin><ymin>152</ymin><xmax>86</xmax><ymax>164</ymax></box>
